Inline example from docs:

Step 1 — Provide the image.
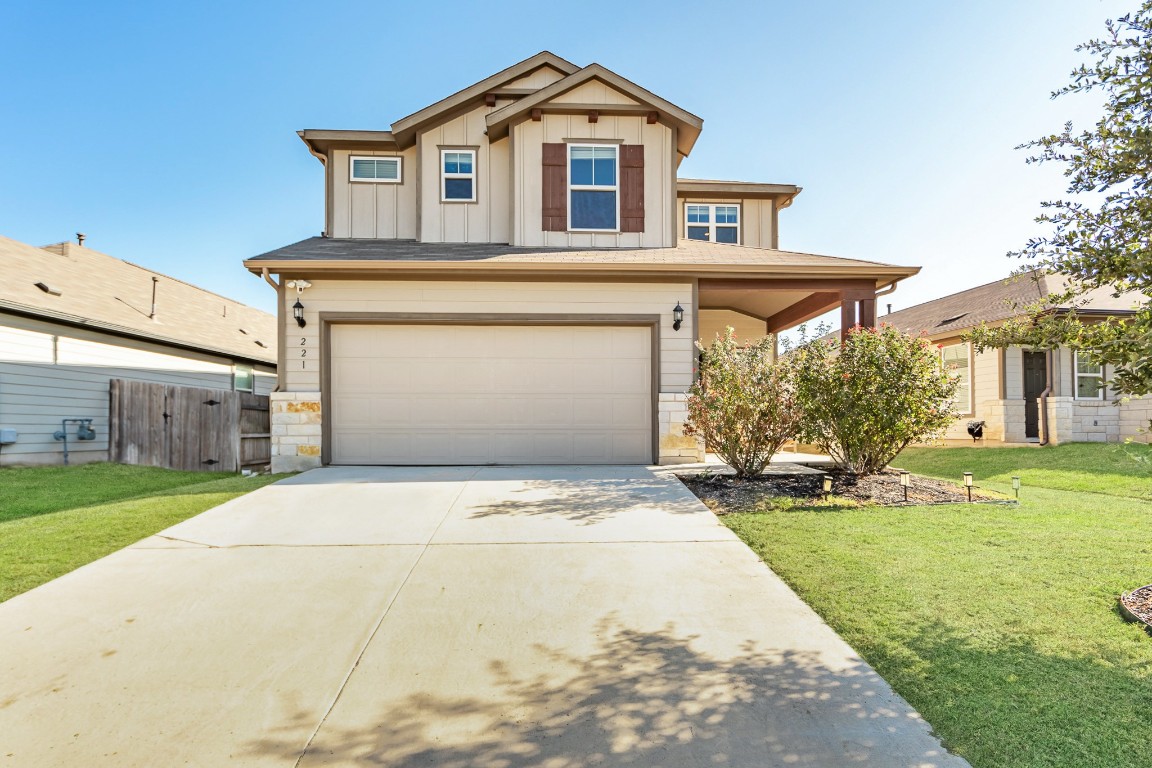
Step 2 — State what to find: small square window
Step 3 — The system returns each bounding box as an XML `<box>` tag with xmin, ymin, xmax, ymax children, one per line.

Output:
<box><xmin>1075</xmin><ymin>352</ymin><xmax>1106</xmax><ymax>400</ymax></box>
<box><xmin>683</xmin><ymin>203</ymin><xmax>740</xmax><ymax>244</ymax></box>
<box><xmin>441</xmin><ymin>149</ymin><xmax>476</xmax><ymax>202</ymax></box>
<box><xmin>234</xmin><ymin>364</ymin><xmax>254</xmax><ymax>393</ymax></box>
<box><xmin>350</xmin><ymin>156</ymin><xmax>401</xmax><ymax>183</ymax></box>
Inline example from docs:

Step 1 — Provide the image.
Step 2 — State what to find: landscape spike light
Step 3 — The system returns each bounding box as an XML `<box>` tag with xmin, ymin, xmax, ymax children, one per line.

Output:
<box><xmin>822</xmin><ymin>474</ymin><xmax>833</xmax><ymax>500</ymax></box>
<box><xmin>963</xmin><ymin>472</ymin><xmax>974</xmax><ymax>502</ymax></box>
<box><xmin>1012</xmin><ymin>476</ymin><xmax>1021</xmax><ymax>499</ymax></box>
<box><xmin>899</xmin><ymin>470</ymin><xmax>910</xmax><ymax>502</ymax></box>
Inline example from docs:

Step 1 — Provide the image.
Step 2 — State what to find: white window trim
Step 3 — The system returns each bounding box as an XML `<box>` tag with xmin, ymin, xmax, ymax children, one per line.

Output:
<box><xmin>941</xmin><ymin>342</ymin><xmax>973</xmax><ymax>415</ymax></box>
<box><xmin>440</xmin><ymin>149</ymin><xmax>477</xmax><ymax>203</ymax></box>
<box><xmin>567</xmin><ymin>143</ymin><xmax>620</xmax><ymax>233</ymax></box>
<box><xmin>684</xmin><ymin>203</ymin><xmax>741</xmax><ymax>244</ymax></box>
<box><xmin>1074</xmin><ymin>351</ymin><xmax>1106</xmax><ymax>400</ymax></box>
<box><xmin>349</xmin><ymin>155</ymin><xmax>402</xmax><ymax>183</ymax></box>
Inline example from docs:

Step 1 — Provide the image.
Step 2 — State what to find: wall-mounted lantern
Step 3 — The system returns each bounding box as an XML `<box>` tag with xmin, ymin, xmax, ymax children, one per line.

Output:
<box><xmin>672</xmin><ymin>302</ymin><xmax>684</xmax><ymax>332</ymax></box>
<box><xmin>293</xmin><ymin>299</ymin><xmax>306</xmax><ymax>328</ymax></box>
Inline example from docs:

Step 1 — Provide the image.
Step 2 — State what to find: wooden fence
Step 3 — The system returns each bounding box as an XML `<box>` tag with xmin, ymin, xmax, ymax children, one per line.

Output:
<box><xmin>109</xmin><ymin>379</ymin><xmax>271</xmax><ymax>472</ymax></box>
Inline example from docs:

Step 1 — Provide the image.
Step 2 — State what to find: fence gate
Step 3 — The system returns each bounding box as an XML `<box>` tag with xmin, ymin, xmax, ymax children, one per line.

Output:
<box><xmin>109</xmin><ymin>380</ymin><xmax>270</xmax><ymax>472</ymax></box>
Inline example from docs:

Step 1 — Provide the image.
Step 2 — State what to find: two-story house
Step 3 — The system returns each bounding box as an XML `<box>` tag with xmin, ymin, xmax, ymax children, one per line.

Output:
<box><xmin>245</xmin><ymin>52</ymin><xmax>919</xmax><ymax>472</ymax></box>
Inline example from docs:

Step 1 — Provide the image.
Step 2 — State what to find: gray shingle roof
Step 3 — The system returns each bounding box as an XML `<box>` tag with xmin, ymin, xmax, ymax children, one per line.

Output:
<box><xmin>1</xmin><ymin>235</ymin><xmax>277</xmax><ymax>365</ymax></box>
<box><xmin>880</xmin><ymin>270</ymin><xmax>1145</xmax><ymax>338</ymax></box>
<box><xmin>246</xmin><ymin>237</ymin><xmax>910</xmax><ymax>274</ymax></box>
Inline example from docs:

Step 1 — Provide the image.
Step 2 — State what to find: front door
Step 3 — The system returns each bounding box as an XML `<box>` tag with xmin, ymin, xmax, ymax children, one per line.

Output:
<box><xmin>1022</xmin><ymin>351</ymin><xmax>1047</xmax><ymax>439</ymax></box>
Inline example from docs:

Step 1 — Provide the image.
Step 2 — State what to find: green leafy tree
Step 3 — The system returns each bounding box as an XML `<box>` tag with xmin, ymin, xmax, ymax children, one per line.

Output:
<box><xmin>967</xmin><ymin>4</ymin><xmax>1152</xmax><ymax>396</ymax></box>
<box><xmin>684</xmin><ymin>329</ymin><xmax>801</xmax><ymax>478</ymax></box>
<box><xmin>791</xmin><ymin>326</ymin><xmax>959</xmax><ymax>475</ymax></box>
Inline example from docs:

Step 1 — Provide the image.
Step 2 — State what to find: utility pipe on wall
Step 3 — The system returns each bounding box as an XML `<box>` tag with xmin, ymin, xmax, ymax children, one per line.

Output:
<box><xmin>1039</xmin><ymin>350</ymin><xmax>1053</xmax><ymax>446</ymax></box>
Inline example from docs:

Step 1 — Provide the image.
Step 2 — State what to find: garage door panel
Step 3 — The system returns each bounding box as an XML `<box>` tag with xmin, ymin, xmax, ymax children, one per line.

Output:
<box><xmin>330</xmin><ymin>324</ymin><xmax>652</xmax><ymax>465</ymax></box>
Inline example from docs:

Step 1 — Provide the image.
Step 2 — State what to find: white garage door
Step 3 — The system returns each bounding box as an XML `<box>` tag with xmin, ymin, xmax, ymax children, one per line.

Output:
<box><xmin>329</xmin><ymin>324</ymin><xmax>653</xmax><ymax>465</ymax></box>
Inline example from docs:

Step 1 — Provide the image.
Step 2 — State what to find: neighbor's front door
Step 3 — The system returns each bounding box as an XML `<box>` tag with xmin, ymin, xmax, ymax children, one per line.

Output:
<box><xmin>1022</xmin><ymin>351</ymin><xmax>1047</xmax><ymax>439</ymax></box>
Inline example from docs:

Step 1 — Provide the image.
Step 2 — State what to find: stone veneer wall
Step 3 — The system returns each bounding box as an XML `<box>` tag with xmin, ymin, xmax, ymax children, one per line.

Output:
<box><xmin>658</xmin><ymin>392</ymin><xmax>705</xmax><ymax>465</ymax></box>
<box><xmin>270</xmin><ymin>391</ymin><xmax>323</xmax><ymax>473</ymax></box>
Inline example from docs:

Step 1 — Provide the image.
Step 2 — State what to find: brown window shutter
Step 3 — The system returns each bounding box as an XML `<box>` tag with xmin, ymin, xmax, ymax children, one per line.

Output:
<box><xmin>620</xmin><ymin>145</ymin><xmax>645</xmax><ymax>233</ymax></box>
<box><xmin>541</xmin><ymin>143</ymin><xmax>567</xmax><ymax>232</ymax></box>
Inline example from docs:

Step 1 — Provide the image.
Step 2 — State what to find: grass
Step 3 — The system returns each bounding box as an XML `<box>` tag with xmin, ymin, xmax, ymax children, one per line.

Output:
<box><xmin>0</xmin><ymin>463</ymin><xmax>284</xmax><ymax>602</ymax></box>
<box><xmin>717</xmin><ymin>443</ymin><xmax>1152</xmax><ymax>768</ymax></box>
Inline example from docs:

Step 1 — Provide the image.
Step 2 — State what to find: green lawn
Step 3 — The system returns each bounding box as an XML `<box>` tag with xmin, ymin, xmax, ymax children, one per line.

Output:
<box><xmin>720</xmin><ymin>443</ymin><xmax>1152</xmax><ymax>768</ymax></box>
<box><xmin>0</xmin><ymin>464</ymin><xmax>284</xmax><ymax>602</ymax></box>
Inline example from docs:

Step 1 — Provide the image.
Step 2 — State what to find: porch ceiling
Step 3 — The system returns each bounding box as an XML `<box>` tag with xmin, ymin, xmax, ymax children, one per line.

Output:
<box><xmin>699</xmin><ymin>288</ymin><xmax>811</xmax><ymax>321</ymax></box>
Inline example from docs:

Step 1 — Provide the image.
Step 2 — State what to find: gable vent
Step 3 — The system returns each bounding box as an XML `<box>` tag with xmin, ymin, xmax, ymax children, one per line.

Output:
<box><xmin>34</xmin><ymin>282</ymin><xmax>62</xmax><ymax>296</ymax></box>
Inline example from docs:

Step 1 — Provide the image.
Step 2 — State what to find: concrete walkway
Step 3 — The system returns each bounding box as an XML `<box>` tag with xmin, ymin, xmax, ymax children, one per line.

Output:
<box><xmin>0</xmin><ymin>466</ymin><xmax>968</xmax><ymax>767</ymax></box>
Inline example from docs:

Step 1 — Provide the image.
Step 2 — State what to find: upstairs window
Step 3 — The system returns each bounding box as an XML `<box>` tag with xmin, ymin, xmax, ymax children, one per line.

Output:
<box><xmin>441</xmin><ymin>149</ymin><xmax>476</xmax><ymax>202</ymax></box>
<box><xmin>941</xmin><ymin>343</ymin><xmax>972</xmax><ymax>414</ymax></box>
<box><xmin>686</xmin><ymin>204</ymin><xmax>740</xmax><ymax>244</ymax></box>
<box><xmin>1074</xmin><ymin>352</ymin><xmax>1106</xmax><ymax>400</ymax></box>
<box><xmin>350</xmin><ymin>156</ymin><xmax>402</xmax><ymax>183</ymax></box>
<box><xmin>569</xmin><ymin>144</ymin><xmax>618</xmax><ymax>231</ymax></box>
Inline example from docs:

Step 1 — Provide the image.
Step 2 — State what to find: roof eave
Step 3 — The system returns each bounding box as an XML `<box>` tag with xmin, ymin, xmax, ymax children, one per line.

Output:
<box><xmin>298</xmin><ymin>130</ymin><xmax>399</xmax><ymax>161</ymax></box>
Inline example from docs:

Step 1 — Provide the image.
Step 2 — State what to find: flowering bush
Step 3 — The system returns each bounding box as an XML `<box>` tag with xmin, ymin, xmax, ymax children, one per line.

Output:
<box><xmin>791</xmin><ymin>325</ymin><xmax>958</xmax><ymax>475</ymax></box>
<box><xmin>684</xmin><ymin>329</ymin><xmax>802</xmax><ymax>478</ymax></box>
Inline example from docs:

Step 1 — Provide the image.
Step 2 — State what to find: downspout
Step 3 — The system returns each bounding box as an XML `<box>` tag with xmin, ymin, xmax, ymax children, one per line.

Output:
<box><xmin>261</xmin><ymin>268</ymin><xmax>279</xmax><ymax>290</ymax></box>
<box><xmin>875</xmin><ymin>277</ymin><xmax>903</xmax><ymax>299</ymax></box>
<box><xmin>260</xmin><ymin>269</ymin><xmax>282</xmax><ymax>394</ymax></box>
<box><xmin>1039</xmin><ymin>349</ymin><xmax>1053</xmax><ymax>446</ymax></box>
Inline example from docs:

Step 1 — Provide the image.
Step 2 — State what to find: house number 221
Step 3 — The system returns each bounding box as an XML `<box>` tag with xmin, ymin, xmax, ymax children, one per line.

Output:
<box><xmin>301</xmin><ymin>337</ymin><xmax>307</xmax><ymax>369</ymax></box>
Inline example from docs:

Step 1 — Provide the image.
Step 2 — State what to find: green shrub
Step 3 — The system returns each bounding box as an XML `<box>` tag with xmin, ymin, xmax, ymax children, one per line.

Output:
<box><xmin>684</xmin><ymin>329</ymin><xmax>802</xmax><ymax>478</ymax></box>
<box><xmin>791</xmin><ymin>325</ymin><xmax>958</xmax><ymax>474</ymax></box>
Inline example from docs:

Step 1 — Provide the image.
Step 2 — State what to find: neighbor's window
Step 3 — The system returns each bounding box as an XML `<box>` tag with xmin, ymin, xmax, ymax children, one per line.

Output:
<box><xmin>441</xmin><ymin>149</ymin><xmax>476</xmax><ymax>202</ymax></box>
<box><xmin>1074</xmin><ymin>352</ymin><xmax>1106</xmax><ymax>400</ymax></box>
<box><xmin>234</xmin><ymin>364</ymin><xmax>254</xmax><ymax>393</ymax></box>
<box><xmin>569</xmin><ymin>144</ymin><xmax>618</xmax><ymax>230</ymax></box>
<box><xmin>941</xmin><ymin>343</ymin><xmax>972</xmax><ymax>414</ymax></box>
<box><xmin>350</xmin><ymin>156</ymin><xmax>402</xmax><ymax>183</ymax></box>
<box><xmin>686</xmin><ymin>204</ymin><xmax>740</xmax><ymax>244</ymax></box>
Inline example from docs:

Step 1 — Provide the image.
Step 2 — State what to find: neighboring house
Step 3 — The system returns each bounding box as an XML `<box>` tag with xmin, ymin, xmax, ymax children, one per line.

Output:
<box><xmin>0</xmin><ymin>235</ymin><xmax>278</xmax><ymax>466</ymax></box>
<box><xmin>244</xmin><ymin>51</ymin><xmax>918</xmax><ymax>471</ymax></box>
<box><xmin>880</xmin><ymin>270</ymin><xmax>1150</xmax><ymax>445</ymax></box>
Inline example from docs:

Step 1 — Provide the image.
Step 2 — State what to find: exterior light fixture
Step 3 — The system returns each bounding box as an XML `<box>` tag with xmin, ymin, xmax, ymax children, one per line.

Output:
<box><xmin>293</xmin><ymin>298</ymin><xmax>306</xmax><ymax>328</ymax></box>
<box><xmin>899</xmin><ymin>470</ymin><xmax>910</xmax><ymax>502</ymax></box>
<box><xmin>1012</xmin><ymin>476</ymin><xmax>1021</xmax><ymax>499</ymax></box>
<box><xmin>822</xmin><ymin>474</ymin><xmax>833</xmax><ymax>500</ymax></box>
<box><xmin>672</xmin><ymin>302</ymin><xmax>684</xmax><ymax>332</ymax></box>
<box><xmin>963</xmin><ymin>472</ymin><xmax>974</xmax><ymax>502</ymax></box>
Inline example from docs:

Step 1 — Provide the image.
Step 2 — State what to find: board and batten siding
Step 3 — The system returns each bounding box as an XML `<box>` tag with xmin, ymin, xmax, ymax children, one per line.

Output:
<box><xmin>283</xmin><ymin>280</ymin><xmax>695</xmax><ymax>395</ymax></box>
<box><xmin>513</xmin><ymin>115</ymin><xmax>674</xmax><ymax>248</ymax></box>
<box><xmin>417</xmin><ymin>103</ymin><xmax>513</xmax><ymax>244</ymax></box>
<box><xmin>330</xmin><ymin>147</ymin><xmax>419</xmax><ymax>239</ymax></box>
<box><xmin>676</xmin><ymin>197</ymin><xmax>776</xmax><ymax>249</ymax></box>
<box><xmin>0</xmin><ymin>315</ymin><xmax>274</xmax><ymax>465</ymax></box>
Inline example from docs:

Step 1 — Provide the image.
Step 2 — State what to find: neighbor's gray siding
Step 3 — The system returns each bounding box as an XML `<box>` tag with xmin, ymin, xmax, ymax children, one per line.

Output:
<box><xmin>0</xmin><ymin>314</ymin><xmax>276</xmax><ymax>466</ymax></box>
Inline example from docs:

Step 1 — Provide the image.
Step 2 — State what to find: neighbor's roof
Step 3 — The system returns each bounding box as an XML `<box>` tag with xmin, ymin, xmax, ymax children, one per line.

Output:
<box><xmin>880</xmin><ymin>270</ymin><xmax>1145</xmax><ymax>338</ymax></box>
<box><xmin>244</xmin><ymin>237</ymin><xmax>918</xmax><ymax>283</ymax></box>
<box><xmin>0</xmin><ymin>234</ymin><xmax>277</xmax><ymax>365</ymax></box>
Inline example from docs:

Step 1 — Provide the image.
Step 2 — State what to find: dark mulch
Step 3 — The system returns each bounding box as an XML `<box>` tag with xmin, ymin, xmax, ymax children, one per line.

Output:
<box><xmin>1120</xmin><ymin>585</ymin><xmax>1152</xmax><ymax>628</ymax></box>
<box><xmin>680</xmin><ymin>467</ymin><xmax>1005</xmax><ymax>514</ymax></box>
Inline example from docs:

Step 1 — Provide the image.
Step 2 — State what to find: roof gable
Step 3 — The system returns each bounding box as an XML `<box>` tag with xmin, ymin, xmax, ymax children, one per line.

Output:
<box><xmin>389</xmin><ymin>51</ymin><xmax>579</xmax><ymax>147</ymax></box>
<box><xmin>484</xmin><ymin>64</ymin><xmax>703</xmax><ymax>156</ymax></box>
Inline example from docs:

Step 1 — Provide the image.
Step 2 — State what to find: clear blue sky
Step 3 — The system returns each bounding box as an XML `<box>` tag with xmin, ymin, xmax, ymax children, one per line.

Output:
<box><xmin>1</xmin><ymin>0</ymin><xmax>1128</xmax><ymax>320</ymax></box>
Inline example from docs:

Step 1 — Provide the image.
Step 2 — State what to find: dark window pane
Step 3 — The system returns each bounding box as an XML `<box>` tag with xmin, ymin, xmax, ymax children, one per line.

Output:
<box><xmin>571</xmin><ymin>190</ymin><xmax>617</xmax><ymax>229</ymax></box>
<box><xmin>571</xmin><ymin>158</ymin><xmax>594</xmax><ymax>185</ymax></box>
<box><xmin>593</xmin><ymin>157</ymin><xmax>615</xmax><ymax>186</ymax></box>
<box><xmin>444</xmin><ymin>178</ymin><xmax>473</xmax><ymax>200</ymax></box>
<box><xmin>715</xmin><ymin>227</ymin><xmax>738</xmax><ymax>243</ymax></box>
<box><xmin>687</xmin><ymin>226</ymin><xmax>709</xmax><ymax>241</ymax></box>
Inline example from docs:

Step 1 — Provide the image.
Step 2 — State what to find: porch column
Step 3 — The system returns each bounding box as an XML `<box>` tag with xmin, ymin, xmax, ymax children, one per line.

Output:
<box><xmin>839</xmin><ymin>299</ymin><xmax>857</xmax><ymax>343</ymax></box>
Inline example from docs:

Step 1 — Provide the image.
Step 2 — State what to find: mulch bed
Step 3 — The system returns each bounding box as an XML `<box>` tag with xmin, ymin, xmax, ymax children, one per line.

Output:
<box><xmin>680</xmin><ymin>468</ymin><xmax>1004</xmax><ymax>514</ymax></box>
<box><xmin>1120</xmin><ymin>585</ymin><xmax>1152</xmax><ymax>630</ymax></box>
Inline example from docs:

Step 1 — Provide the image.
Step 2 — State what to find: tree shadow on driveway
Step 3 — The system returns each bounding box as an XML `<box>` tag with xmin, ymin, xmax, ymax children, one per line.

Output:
<box><xmin>462</xmin><ymin>476</ymin><xmax>706</xmax><ymax>526</ymax></box>
<box><xmin>247</xmin><ymin>616</ymin><xmax>964</xmax><ymax>767</ymax></box>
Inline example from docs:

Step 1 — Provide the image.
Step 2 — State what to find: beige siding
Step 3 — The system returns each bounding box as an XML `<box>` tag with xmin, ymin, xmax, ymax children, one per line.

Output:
<box><xmin>418</xmin><ymin>103</ymin><xmax>513</xmax><ymax>244</ymax></box>
<box><xmin>512</xmin><ymin>115</ymin><xmax>674</xmax><ymax>247</ymax></box>
<box><xmin>503</xmin><ymin>66</ymin><xmax>568</xmax><ymax>89</ymax></box>
<box><xmin>281</xmin><ymin>279</ymin><xmax>694</xmax><ymax>395</ymax></box>
<box><xmin>330</xmin><ymin>147</ymin><xmax>418</xmax><ymax>239</ymax></box>
<box><xmin>698</xmin><ymin>310</ymin><xmax>768</xmax><ymax>346</ymax></box>
<box><xmin>677</xmin><ymin>197</ymin><xmax>775</xmax><ymax>249</ymax></box>
<box><xmin>558</xmin><ymin>80</ymin><xmax>641</xmax><ymax>105</ymax></box>
<box><xmin>0</xmin><ymin>316</ymin><xmax>274</xmax><ymax>466</ymax></box>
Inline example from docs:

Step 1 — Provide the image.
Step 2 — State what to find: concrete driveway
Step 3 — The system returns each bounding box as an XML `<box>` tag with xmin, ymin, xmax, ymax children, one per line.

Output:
<box><xmin>0</xmin><ymin>466</ymin><xmax>967</xmax><ymax>767</ymax></box>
